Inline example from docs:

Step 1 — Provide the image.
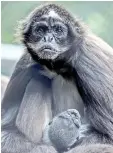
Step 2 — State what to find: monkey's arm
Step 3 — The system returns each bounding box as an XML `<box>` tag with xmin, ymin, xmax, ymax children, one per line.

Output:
<box><xmin>74</xmin><ymin>34</ymin><xmax>113</xmax><ymax>142</ymax></box>
<box><xmin>1</xmin><ymin>65</ymin><xmax>55</xmax><ymax>153</ymax></box>
<box><xmin>2</xmin><ymin>129</ymin><xmax>56</xmax><ymax>153</ymax></box>
<box><xmin>2</xmin><ymin>107</ymin><xmax>56</xmax><ymax>153</ymax></box>
<box><xmin>67</xmin><ymin>144</ymin><xmax>113</xmax><ymax>153</ymax></box>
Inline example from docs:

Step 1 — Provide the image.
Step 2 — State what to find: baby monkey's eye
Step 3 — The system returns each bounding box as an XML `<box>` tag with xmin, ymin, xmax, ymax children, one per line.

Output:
<box><xmin>48</xmin><ymin>121</ymin><xmax>52</xmax><ymax>125</ymax></box>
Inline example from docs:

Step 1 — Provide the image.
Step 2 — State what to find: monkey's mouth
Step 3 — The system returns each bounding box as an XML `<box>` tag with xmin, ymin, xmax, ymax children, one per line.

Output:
<box><xmin>40</xmin><ymin>46</ymin><xmax>58</xmax><ymax>53</ymax></box>
<box><xmin>37</xmin><ymin>45</ymin><xmax>60</xmax><ymax>59</ymax></box>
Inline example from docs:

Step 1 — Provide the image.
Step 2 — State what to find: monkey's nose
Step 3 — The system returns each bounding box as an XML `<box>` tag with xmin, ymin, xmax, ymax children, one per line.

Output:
<box><xmin>49</xmin><ymin>36</ymin><xmax>53</xmax><ymax>42</ymax></box>
<box><xmin>43</xmin><ymin>34</ymin><xmax>54</xmax><ymax>42</ymax></box>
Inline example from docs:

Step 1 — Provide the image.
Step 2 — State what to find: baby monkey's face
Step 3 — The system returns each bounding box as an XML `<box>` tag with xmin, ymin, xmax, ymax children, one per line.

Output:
<box><xmin>43</xmin><ymin>109</ymin><xmax>81</xmax><ymax>152</ymax></box>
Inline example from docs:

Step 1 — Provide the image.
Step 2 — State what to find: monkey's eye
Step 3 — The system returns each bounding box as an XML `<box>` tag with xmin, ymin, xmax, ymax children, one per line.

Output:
<box><xmin>53</xmin><ymin>25</ymin><xmax>64</xmax><ymax>35</ymax></box>
<box><xmin>35</xmin><ymin>25</ymin><xmax>47</xmax><ymax>36</ymax></box>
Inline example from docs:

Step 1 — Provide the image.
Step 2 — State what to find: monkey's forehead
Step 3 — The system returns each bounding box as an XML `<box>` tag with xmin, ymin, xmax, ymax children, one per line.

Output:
<box><xmin>46</xmin><ymin>10</ymin><xmax>61</xmax><ymax>19</ymax></box>
<box><xmin>28</xmin><ymin>4</ymin><xmax>75</xmax><ymax>25</ymax></box>
<box><xmin>38</xmin><ymin>10</ymin><xmax>62</xmax><ymax>23</ymax></box>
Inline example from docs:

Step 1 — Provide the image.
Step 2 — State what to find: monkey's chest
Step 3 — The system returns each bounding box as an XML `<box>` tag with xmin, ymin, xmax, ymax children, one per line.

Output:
<box><xmin>16</xmin><ymin>72</ymin><xmax>84</xmax><ymax>143</ymax></box>
<box><xmin>51</xmin><ymin>75</ymin><xmax>84</xmax><ymax>117</ymax></box>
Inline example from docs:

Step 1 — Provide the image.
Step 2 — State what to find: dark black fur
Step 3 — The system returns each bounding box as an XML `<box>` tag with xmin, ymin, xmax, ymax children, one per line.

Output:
<box><xmin>2</xmin><ymin>3</ymin><xmax>113</xmax><ymax>153</ymax></box>
<box><xmin>24</xmin><ymin>42</ymin><xmax>75</xmax><ymax>80</ymax></box>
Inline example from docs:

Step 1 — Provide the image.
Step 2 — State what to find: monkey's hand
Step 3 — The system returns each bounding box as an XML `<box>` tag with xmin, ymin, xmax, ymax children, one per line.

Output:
<box><xmin>42</xmin><ymin>109</ymin><xmax>81</xmax><ymax>152</ymax></box>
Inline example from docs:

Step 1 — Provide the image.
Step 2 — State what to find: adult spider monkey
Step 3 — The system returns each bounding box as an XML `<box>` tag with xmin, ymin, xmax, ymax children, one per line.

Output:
<box><xmin>2</xmin><ymin>3</ymin><xmax>113</xmax><ymax>153</ymax></box>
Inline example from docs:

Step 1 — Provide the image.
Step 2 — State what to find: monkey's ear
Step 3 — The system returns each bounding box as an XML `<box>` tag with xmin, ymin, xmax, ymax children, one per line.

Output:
<box><xmin>73</xmin><ymin>17</ymin><xmax>88</xmax><ymax>37</ymax></box>
<box><xmin>15</xmin><ymin>7</ymin><xmax>39</xmax><ymax>42</ymax></box>
<box><xmin>15</xmin><ymin>16</ymin><xmax>33</xmax><ymax>43</ymax></box>
<box><xmin>22</xmin><ymin>19</ymin><xmax>32</xmax><ymax>34</ymax></box>
<box><xmin>22</xmin><ymin>6</ymin><xmax>42</xmax><ymax>34</ymax></box>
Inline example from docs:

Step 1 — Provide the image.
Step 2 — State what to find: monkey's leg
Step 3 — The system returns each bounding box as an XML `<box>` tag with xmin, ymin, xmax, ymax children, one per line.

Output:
<box><xmin>2</xmin><ymin>130</ymin><xmax>57</xmax><ymax>153</ymax></box>
<box><xmin>2</xmin><ymin>130</ymin><xmax>35</xmax><ymax>153</ymax></box>
<box><xmin>67</xmin><ymin>144</ymin><xmax>113</xmax><ymax>153</ymax></box>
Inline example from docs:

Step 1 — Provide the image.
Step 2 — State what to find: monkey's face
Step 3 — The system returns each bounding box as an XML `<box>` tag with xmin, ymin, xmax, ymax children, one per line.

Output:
<box><xmin>23</xmin><ymin>10</ymin><xmax>74</xmax><ymax>60</ymax></box>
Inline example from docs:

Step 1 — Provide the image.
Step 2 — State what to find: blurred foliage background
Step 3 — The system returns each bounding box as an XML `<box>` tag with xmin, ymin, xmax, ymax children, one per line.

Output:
<box><xmin>1</xmin><ymin>1</ymin><xmax>113</xmax><ymax>93</ymax></box>
<box><xmin>1</xmin><ymin>1</ymin><xmax>113</xmax><ymax>46</ymax></box>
